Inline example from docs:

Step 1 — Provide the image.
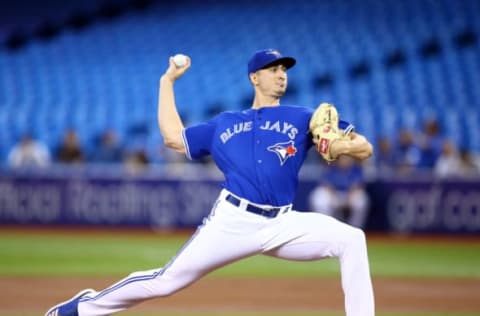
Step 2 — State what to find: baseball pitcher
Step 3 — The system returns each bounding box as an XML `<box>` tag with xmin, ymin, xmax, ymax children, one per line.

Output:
<box><xmin>46</xmin><ymin>49</ymin><xmax>375</xmax><ymax>316</ymax></box>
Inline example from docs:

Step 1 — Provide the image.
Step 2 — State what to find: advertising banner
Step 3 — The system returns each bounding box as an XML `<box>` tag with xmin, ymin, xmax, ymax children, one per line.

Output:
<box><xmin>0</xmin><ymin>175</ymin><xmax>220</xmax><ymax>228</ymax></box>
<box><xmin>367</xmin><ymin>179</ymin><xmax>480</xmax><ymax>233</ymax></box>
<box><xmin>0</xmin><ymin>171</ymin><xmax>479</xmax><ymax>233</ymax></box>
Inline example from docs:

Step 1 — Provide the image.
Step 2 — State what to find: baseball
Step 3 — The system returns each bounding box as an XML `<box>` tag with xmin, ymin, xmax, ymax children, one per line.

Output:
<box><xmin>173</xmin><ymin>54</ymin><xmax>187</xmax><ymax>67</ymax></box>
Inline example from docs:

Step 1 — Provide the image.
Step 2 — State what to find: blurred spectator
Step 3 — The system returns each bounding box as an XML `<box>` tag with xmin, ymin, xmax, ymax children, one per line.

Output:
<box><xmin>7</xmin><ymin>133</ymin><xmax>51</xmax><ymax>168</ymax></box>
<box><xmin>309</xmin><ymin>156</ymin><xmax>370</xmax><ymax>228</ymax></box>
<box><xmin>375</xmin><ymin>136</ymin><xmax>395</xmax><ymax>175</ymax></box>
<box><xmin>55</xmin><ymin>129</ymin><xmax>85</xmax><ymax>163</ymax></box>
<box><xmin>394</xmin><ymin>128</ymin><xmax>422</xmax><ymax>174</ymax></box>
<box><xmin>90</xmin><ymin>129</ymin><xmax>123</xmax><ymax>163</ymax></box>
<box><xmin>434</xmin><ymin>140</ymin><xmax>462</xmax><ymax>178</ymax></box>
<box><xmin>418</xmin><ymin>119</ymin><xmax>444</xmax><ymax>169</ymax></box>
<box><xmin>124</xmin><ymin>149</ymin><xmax>149</xmax><ymax>174</ymax></box>
<box><xmin>458</xmin><ymin>148</ymin><xmax>480</xmax><ymax>177</ymax></box>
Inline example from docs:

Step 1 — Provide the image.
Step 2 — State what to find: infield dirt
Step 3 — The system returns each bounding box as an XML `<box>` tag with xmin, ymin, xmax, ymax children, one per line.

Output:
<box><xmin>1</xmin><ymin>276</ymin><xmax>479</xmax><ymax>314</ymax></box>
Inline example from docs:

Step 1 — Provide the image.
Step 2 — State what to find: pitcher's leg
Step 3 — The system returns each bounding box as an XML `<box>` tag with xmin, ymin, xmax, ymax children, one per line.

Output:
<box><xmin>78</xmin><ymin>211</ymin><xmax>262</xmax><ymax>315</ymax></box>
<box><xmin>264</xmin><ymin>212</ymin><xmax>374</xmax><ymax>316</ymax></box>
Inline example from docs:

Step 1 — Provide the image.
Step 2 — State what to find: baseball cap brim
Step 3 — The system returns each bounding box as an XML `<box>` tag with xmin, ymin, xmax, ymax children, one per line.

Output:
<box><xmin>259</xmin><ymin>57</ymin><xmax>296</xmax><ymax>71</ymax></box>
<box><xmin>247</xmin><ymin>49</ymin><xmax>297</xmax><ymax>74</ymax></box>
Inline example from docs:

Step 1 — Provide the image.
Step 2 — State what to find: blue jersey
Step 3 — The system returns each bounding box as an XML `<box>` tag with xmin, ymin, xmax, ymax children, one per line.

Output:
<box><xmin>183</xmin><ymin>105</ymin><xmax>349</xmax><ymax>206</ymax></box>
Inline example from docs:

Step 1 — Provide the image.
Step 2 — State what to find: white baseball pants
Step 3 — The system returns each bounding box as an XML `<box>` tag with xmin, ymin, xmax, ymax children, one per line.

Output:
<box><xmin>78</xmin><ymin>189</ymin><xmax>375</xmax><ymax>316</ymax></box>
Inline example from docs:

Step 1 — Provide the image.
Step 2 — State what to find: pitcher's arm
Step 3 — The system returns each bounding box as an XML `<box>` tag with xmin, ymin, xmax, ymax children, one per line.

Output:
<box><xmin>157</xmin><ymin>56</ymin><xmax>191</xmax><ymax>153</ymax></box>
<box><xmin>330</xmin><ymin>132</ymin><xmax>373</xmax><ymax>161</ymax></box>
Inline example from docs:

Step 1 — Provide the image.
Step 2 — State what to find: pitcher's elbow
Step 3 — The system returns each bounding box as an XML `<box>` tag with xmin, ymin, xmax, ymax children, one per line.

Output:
<box><xmin>163</xmin><ymin>137</ymin><xmax>176</xmax><ymax>149</ymax></box>
<box><xmin>163</xmin><ymin>137</ymin><xmax>185</xmax><ymax>153</ymax></box>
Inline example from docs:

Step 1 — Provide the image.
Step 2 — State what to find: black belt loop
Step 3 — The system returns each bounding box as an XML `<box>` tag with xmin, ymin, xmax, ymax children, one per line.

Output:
<box><xmin>225</xmin><ymin>194</ymin><xmax>284</xmax><ymax>218</ymax></box>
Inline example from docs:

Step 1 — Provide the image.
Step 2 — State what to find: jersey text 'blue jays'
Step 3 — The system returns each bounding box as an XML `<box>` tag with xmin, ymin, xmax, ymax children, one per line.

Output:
<box><xmin>183</xmin><ymin>105</ymin><xmax>314</xmax><ymax>206</ymax></box>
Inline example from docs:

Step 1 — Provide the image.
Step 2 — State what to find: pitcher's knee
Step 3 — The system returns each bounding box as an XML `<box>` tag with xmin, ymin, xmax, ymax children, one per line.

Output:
<box><xmin>345</xmin><ymin>227</ymin><xmax>367</xmax><ymax>248</ymax></box>
<box><xmin>151</xmin><ymin>271</ymin><xmax>200</xmax><ymax>297</ymax></box>
<box><xmin>154</xmin><ymin>284</ymin><xmax>178</xmax><ymax>297</ymax></box>
<box><xmin>146</xmin><ymin>277</ymin><xmax>181</xmax><ymax>297</ymax></box>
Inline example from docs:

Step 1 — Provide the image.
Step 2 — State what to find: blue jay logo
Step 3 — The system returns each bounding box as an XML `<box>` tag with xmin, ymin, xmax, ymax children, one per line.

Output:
<box><xmin>267</xmin><ymin>49</ymin><xmax>281</xmax><ymax>57</ymax></box>
<box><xmin>267</xmin><ymin>140</ymin><xmax>297</xmax><ymax>165</ymax></box>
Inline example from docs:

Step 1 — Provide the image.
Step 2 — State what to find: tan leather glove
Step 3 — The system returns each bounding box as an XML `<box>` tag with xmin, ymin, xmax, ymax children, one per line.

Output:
<box><xmin>309</xmin><ymin>103</ymin><xmax>341</xmax><ymax>162</ymax></box>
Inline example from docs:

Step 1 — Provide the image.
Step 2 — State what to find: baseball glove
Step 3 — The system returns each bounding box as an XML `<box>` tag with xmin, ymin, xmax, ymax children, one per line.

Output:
<box><xmin>309</xmin><ymin>103</ymin><xmax>341</xmax><ymax>162</ymax></box>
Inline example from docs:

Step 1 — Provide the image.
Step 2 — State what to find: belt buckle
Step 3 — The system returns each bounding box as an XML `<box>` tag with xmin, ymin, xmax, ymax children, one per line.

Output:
<box><xmin>262</xmin><ymin>207</ymin><xmax>278</xmax><ymax>218</ymax></box>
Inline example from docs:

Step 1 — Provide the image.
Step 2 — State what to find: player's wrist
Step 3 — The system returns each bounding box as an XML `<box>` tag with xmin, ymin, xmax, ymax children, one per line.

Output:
<box><xmin>160</xmin><ymin>74</ymin><xmax>175</xmax><ymax>84</ymax></box>
<box><xmin>330</xmin><ymin>138</ymin><xmax>350</xmax><ymax>159</ymax></box>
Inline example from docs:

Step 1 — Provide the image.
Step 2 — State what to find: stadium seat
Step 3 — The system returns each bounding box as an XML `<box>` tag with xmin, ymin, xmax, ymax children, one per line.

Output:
<box><xmin>0</xmin><ymin>0</ymin><xmax>479</xmax><ymax>162</ymax></box>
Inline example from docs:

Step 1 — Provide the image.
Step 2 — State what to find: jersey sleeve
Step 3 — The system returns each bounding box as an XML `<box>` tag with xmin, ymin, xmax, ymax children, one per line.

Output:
<box><xmin>182</xmin><ymin>118</ymin><xmax>217</xmax><ymax>160</ymax></box>
<box><xmin>303</xmin><ymin>107</ymin><xmax>315</xmax><ymax>148</ymax></box>
<box><xmin>339</xmin><ymin>119</ymin><xmax>355</xmax><ymax>135</ymax></box>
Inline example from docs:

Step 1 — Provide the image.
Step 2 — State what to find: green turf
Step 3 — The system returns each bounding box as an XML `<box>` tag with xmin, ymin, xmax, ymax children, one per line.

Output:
<box><xmin>367</xmin><ymin>241</ymin><xmax>480</xmax><ymax>278</ymax></box>
<box><xmin>0</xmin><ymin>231</ymin><xmax>479</xmax><ymax>278</ymax></box>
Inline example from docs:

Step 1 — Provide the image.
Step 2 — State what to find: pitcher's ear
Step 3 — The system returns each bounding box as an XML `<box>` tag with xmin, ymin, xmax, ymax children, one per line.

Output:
<box><xmin>249</xmin><ymin>73</ymin><xmax>258</xmax><ymax>85</ymax></box>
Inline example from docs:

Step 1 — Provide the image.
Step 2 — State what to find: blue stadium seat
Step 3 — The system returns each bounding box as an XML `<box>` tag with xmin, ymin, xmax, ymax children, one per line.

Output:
<box><xmin>0</xmin><ymin>0</ymin><xmax>479</xmax><ymax>161</ymax></box>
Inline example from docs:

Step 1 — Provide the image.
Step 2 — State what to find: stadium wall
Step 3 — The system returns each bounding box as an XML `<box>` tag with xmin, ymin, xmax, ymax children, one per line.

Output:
<box><xmin>0</xmin><ymin>168</ymin><xmax>479</xmax><ymax>234</ymax></box>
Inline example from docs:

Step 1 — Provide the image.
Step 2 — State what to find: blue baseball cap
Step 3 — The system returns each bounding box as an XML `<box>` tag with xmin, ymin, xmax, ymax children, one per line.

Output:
<box><xmin>247</xmin><ymin>49</ymin><xmax>296</xmax><ymax>75</ymax></box>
